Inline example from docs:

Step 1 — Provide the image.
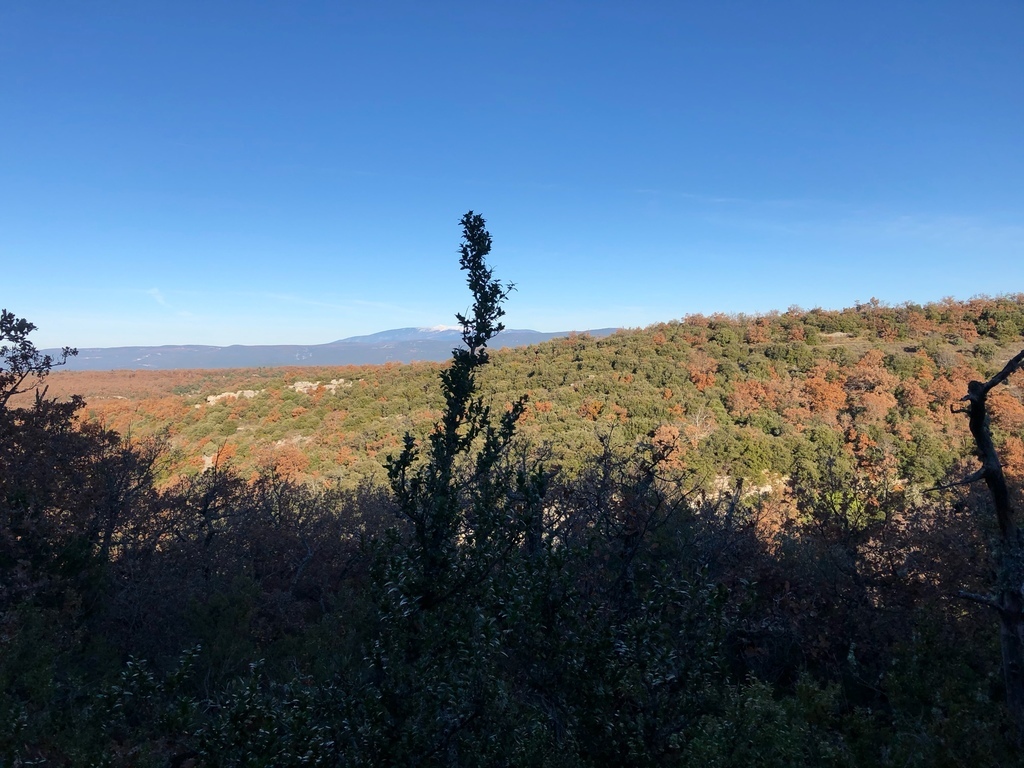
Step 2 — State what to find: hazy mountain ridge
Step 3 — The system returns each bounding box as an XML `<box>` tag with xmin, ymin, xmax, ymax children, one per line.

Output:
<box><xmin>47</xmin><ymin>327</ymin><xmax>618</xmax><ymax>371</ymax></box>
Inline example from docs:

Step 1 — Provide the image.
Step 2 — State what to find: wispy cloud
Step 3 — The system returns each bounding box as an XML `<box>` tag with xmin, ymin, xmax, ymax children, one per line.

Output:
<box><xmin>875</xmin><ymin>214</ymin><xmax>1024</xmax><ymax>247</ymax></box>
<box><xmin>147</xmin><ymin>288</ymin><xmax>169</xmax><ymax>307</ymax></box>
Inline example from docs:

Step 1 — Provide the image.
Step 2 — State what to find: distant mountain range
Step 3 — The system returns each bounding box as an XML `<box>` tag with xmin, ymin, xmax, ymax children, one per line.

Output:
<box><xmin>45</xmin><ymin>327</ymin><xmax>618</xmax><ymax>371</ymax></box>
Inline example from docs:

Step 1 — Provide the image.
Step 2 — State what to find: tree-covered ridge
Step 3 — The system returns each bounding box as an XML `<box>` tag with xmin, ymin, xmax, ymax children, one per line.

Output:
<box><xmin>44</xmin><ymin>293</ymin><xmax>1024</xmax><ymax>497</ymax></box>
<box><xmin>4</xmin><ymin>277</ymin><xmax>1024</xmax><ymax>765</ymax></box>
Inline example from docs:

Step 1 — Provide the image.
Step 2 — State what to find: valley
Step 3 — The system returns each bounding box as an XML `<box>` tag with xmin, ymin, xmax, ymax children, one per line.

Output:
<box><xmin>42</xmin><ymin>296</ymin><xmax>1024</xmax><ymax>502</ymax></box>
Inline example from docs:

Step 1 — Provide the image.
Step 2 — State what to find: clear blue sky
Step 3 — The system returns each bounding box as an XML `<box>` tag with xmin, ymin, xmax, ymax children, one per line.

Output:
<box><xmin>2</xmin><ymin>1</ymin><xmax>1022</xmax><ymax>348</ymax></box>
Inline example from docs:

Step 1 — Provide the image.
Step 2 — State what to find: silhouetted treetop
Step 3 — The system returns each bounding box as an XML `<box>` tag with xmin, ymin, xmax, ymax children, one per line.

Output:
<box><xmin>0</xmin><ymin>308</ymin><xmax>77</xmax><ymax>409</ymax></box>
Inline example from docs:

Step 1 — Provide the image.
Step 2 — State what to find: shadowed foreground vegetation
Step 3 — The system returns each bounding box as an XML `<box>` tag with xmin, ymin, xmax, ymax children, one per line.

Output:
<box><xmin>3</xmin><ymin>227</ymin><xmax>1024</xmax><ymax>764</ymax></box>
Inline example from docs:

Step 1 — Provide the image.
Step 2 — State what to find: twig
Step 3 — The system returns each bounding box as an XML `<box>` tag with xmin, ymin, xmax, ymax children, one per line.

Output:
<box><xmin>925</xmin><ymin>468</ymin><xmax>985</xmax><ymax>494</ymax></box>
<box><xmin>956</xmin><ymin>590</ymin><xmax>1002</xmax><ymax>611</ymax></box>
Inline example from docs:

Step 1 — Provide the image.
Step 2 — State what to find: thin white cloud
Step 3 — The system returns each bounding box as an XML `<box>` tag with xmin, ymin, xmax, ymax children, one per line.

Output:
<box><xmin>147</xmin><ymin>288</ymin><xmax>169</xmax><ymax>307</ymax></box>
<box><xmin>876</xmin><ymin>214</ymin><xmax>1024</xmax><ymax>247</ymax></box>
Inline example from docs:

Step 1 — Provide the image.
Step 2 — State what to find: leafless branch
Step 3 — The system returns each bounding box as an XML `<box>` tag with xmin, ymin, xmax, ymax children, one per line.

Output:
<box><xmin>980</xmin><ymin>348</ymin><xmax>1024</xmax><ymax>396</ymax></box>
<box><xmin>925</xmin><ymin>468</ymin><xmax>985</xmax><ymax>494</ymax></box>
<box><xmin>956</xmin><ymin>590</ymin><xmax>1002</xmax><ymax>611</ymax></box>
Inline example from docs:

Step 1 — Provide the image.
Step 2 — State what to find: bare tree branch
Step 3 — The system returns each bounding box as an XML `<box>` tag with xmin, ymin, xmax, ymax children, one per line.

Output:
<box><xmin>951</xmin><ymin>344</ymin><xmax>1024</xmax><ymax>743</ymax></box>
<box><xmin>926</xmin><ymin>468</ymin><xmax>986</xmax><ymax>494</ymax></box>
<box><xmin>956</xmin><ymin>590</ymin><xmax>1002</xmax><ymax>611</ymax></box>
<box><xmin>979</xmin><ymin>348</ymin><xmax>1024</xmax><ymax>396</ymax></box>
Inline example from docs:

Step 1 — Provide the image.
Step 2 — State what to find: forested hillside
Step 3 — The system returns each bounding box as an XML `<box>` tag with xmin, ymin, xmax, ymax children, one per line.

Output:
<box><xmin>46</xmin><ymin>293</ymin><xmax>1024</xmax><ymax>497</ymax></box>
<box><xmin>4</xmin><ymin>265</ymin><xmax>1024</xmax><ymax>765</ymax></box>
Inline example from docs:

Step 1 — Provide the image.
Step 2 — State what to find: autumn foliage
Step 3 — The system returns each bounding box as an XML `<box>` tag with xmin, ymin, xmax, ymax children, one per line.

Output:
<box><xmin>2</xmin><ymin>291</ymin><xmax>1024</xmax><ymax>765</ymax></box>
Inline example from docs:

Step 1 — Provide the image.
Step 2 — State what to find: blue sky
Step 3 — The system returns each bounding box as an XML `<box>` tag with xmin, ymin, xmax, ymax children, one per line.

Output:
<box><xmin>2</xmin><ymin>1</ymin><xmax>1022</xmax><ymax>348</ymax></box>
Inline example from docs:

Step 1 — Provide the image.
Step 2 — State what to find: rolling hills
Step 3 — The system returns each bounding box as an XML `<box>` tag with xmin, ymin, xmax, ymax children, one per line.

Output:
<box><xmin>39</xmin><ymin>295</ymin><xmax>1024</xmax><ymax>494</ymax></box>
<box><xmin>45</xmin><ymin>326</ymin><xmax>618</xmax><ymax>370</ymax></box>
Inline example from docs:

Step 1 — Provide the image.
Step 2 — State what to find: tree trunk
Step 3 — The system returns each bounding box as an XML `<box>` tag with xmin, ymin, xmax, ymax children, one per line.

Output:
<box><xmin>1001</xmin><ymin>589</ymin><xmax>1024</xmax><ymax>740</ymax></box>
<box><xmin>955</xmin><ymin>349</ymin><xmax>1024</xmax><ymax>743</ymax></box>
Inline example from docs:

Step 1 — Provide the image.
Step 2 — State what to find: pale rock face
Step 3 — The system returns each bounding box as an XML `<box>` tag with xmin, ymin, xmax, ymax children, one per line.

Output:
<box><xmin>274</xmin><ymin>435</ymin><xmax>312</xmax><ymax>448</ymax></box>
<box><xmin>205</xmin><ymin>389</ymin><xmax>261</xmax><ymax>405</ymax></box>
<box><xmin>288</xmin><ymin>379</ymin><xmax>354</xmax><ymax>394</ymax></box>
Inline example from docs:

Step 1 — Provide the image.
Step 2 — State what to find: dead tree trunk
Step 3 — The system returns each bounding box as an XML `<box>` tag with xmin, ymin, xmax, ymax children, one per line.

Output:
<box><xmin>949</xmin><ymin>348</ymin><xmax>1024</xmax><ymax>743</ymax></box>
